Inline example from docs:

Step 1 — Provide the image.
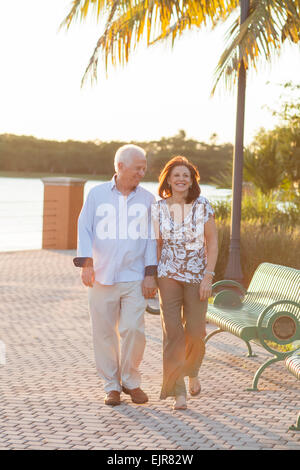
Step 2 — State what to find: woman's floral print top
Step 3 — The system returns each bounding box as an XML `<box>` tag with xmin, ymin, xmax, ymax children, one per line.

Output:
<box><xmin>152</xmin><ymin>196</ymin><xmax>214</xmax><ymax>283</ymax></box>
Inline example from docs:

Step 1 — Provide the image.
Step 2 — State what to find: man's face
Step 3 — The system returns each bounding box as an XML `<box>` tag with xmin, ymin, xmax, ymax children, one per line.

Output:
<box><xmin>118</xmin><ymin>153</ymin><xmax>147</xmax><ymax>187</ymax></box>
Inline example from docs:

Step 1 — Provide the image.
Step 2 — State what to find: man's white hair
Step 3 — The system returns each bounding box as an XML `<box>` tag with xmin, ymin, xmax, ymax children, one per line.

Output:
<box><xmin>114</xmin><ymin>144</ymin><xmax>146</xmax><ymax>172</ymax></box>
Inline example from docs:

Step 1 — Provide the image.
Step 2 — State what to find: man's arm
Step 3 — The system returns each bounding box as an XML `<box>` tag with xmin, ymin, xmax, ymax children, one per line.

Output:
<box><xmin>142</xmin><ymin>198</ymin><xmax>158</xmax><ymax>299</ymax></box>
<box><xmin>73</xmin><ymin>191</ymin><xmax>95</xmax><ymax>287</ymax></box>
<box><xmin>73</xmin><ymin>257</ymin><xmax>93</xmax><ymax>268</ymax></box>
<box><xmin>144</xmin><ymin>265</ymin><xmax>157</xmax><ymax>276</ymax></box>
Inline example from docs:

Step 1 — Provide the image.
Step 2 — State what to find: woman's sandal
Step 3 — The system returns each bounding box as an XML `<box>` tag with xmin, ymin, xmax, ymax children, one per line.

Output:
<box><xmin>173</xmin><ymin>395</ymin><xmax>187</xmax><ymax>410</ymax></box>
<box><xmin>189</xmin><ymin>377</ymin><xmax>201</xmax><ymax>397</ymax></box>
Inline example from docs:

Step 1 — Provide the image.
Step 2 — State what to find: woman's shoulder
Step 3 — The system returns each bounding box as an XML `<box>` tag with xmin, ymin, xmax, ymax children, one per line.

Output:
<box><xmin>151</xmin><ymin>198</ymin><xmax>165</xmax><ymax>217</ymax></box>
<box><xmin>194</xmin><ymin>195</ymin><xmax>211</xmax><ymax>206</ymax></box>
<box><xmin>153</xmin><ymin>198</ymin><xmax>166</xmax><ymax>208</ymax></box>
<box><xmin>194</xmin><ymin>196</ymin><xmax>215</xmax><ymax>221</ymax></box>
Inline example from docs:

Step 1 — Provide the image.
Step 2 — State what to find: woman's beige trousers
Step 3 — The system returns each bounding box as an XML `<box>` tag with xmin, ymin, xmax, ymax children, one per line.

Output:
<box><xmin>158</xmin><ymin>277</ymin><xmax>207</xmax><ymax>399</ymax></box>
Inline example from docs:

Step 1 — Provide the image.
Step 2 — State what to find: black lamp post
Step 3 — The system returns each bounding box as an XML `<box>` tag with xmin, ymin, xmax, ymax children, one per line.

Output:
<box><xmin>224</xmin><ymin>0</ymin><xmax>250</xmax><ymax>283</ymax></box>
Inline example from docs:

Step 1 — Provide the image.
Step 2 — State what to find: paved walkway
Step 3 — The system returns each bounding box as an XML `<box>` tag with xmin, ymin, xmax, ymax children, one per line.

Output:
<box><xmin>0</xmin><ymin>249</ymin><xmax>299</xmax><ymax>450</ymax></box>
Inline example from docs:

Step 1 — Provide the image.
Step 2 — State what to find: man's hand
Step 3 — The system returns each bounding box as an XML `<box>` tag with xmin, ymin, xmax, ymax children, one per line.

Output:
<box><xmin>81</xmin><ymin>267</ymin><xmax>95</xmax><ymax>288</ymax></box>
<box><xmin>142</xmin><ymin>276</ymin><xmax>157</xmax><ymax>299</ymax></box>
<box><xmin>199</xmin><ymin>274</ymin><xmax>213</xmax><ymax>301</ymax></box>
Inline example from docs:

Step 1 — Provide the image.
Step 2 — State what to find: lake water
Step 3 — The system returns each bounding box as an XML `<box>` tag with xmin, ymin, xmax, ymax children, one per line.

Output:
<box><xmin>0</xmin><ymin>177</ymin><xmax>231</xmax><ymax>252</ymax></box>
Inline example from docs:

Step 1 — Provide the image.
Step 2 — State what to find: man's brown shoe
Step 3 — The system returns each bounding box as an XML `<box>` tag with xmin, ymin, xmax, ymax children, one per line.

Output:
<box><xmin>122</xmin><ymin>386</ymin><xmax>148</xmax><ymax>404</ymax></box>
<box><xmin>104</xmin><ymin>390</ymin><xmax>121</xmax><ymax>406</ymax></box>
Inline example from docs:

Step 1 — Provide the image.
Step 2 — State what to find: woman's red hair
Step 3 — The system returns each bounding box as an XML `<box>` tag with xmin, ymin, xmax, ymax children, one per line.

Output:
<box><xmin>158</xmin><ymin>156</ymin><xmax>201</xmax><ymax>203</ymax></box>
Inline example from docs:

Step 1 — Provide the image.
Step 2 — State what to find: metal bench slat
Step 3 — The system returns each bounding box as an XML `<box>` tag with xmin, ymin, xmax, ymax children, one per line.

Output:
<box><xmin>206</xmin><ymin>262</ymin><xmax>300</xmax><ymax>392</ymax></box>
<box><xmin>207</xmin><ymin>262</ymin><xmax>300</xmax><ymax>355</ymax></box>
<box><xmin>285</xmin><ymin>352</ymin><xmax>300</xmax><ymax>379</ymax></box>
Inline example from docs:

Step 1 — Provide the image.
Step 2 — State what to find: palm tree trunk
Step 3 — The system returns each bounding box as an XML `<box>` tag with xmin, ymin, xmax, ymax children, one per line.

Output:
<box><xmin>224</xmin><ymin>0</ymin><xmax>250</xmax><ymax>282</ymax></box>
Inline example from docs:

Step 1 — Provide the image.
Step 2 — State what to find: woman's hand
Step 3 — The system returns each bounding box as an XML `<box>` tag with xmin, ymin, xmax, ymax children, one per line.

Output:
<box><xmin>199</xmin><ymin>274</ymin><xmax>213</xmax><ymax>301</ymax></box>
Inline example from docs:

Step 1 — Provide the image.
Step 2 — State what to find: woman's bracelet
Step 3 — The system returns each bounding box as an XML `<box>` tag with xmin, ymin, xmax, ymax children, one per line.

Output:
<box><xmin>204</xmin><ymin>270</ymin><xmax>215</xmax><ymax>277</ymax></box>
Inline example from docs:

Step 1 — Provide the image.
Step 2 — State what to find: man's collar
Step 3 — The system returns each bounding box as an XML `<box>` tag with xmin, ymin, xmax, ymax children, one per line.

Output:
<box><xmin>110</xmin><ymin>174</ymin><xmax>140</xmax><ymax>194</ymax></box>
<box><xmin>110</xmin><ymin>174</ymin><xmax>117</xmax><ymax>190</ymax></box>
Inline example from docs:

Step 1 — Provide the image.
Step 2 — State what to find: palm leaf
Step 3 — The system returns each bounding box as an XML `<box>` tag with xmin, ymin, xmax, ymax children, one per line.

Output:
<box><xmin>211</xmin><ymin>0</ymin><xmax>300</xmax><ymax>94</ymax></box>
<box><xmin>60</xmin><ymin>0</ymin><xmax>300</xmax><ymax>93</ymax></box>
<box><xmin>60</xmin><ymin>0</ymin><xmax>114</xmax><ymax>29</ymax></box>
<box><xmin>61</xmin><ymin>0</ymin><xmax>239</xmax><ymax>85</ymax></box>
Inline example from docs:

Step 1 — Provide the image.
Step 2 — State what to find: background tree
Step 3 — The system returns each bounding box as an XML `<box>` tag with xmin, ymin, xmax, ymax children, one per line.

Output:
<box><xmin>271</xmin><ymin>82</ymin><xmax>300</xmax><ymax>188</ymax></box>
<box><xmin>243</xmin><ymin>130</ymin><xmax>283</xmax><ymax>194</ymax></box>
<box><xmin>0</xmin><ymin>132</ymin><xmax>232</xmax><ymax>181</ymax></box>
<box><xmin>212</xmin><ymin>82</ymin><xmax>300</xmax><ymax>192</ymax></box>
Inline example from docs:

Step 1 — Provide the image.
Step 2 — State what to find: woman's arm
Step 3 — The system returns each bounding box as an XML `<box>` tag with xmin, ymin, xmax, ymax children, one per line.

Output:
<box><xmin>199</xmin><ymin>216</ymin><xmax>218</xmax><ymax>301</ymax></box>
<box><xmin>151</xmin><ymin>202</ymin><xmax>162</xmax><ymax>263</ymax></box>
<box><xmin>157</xmin><ymin>237</ymin><xmax>163</xmax><ymax>262</ymax></box>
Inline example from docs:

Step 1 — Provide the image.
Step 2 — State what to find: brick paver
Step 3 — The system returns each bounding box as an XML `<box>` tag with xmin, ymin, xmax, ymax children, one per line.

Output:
<box><xmin>0</xmin><ymin>249</ymin><xmax>299</xmax><ymax>450</ymax></box>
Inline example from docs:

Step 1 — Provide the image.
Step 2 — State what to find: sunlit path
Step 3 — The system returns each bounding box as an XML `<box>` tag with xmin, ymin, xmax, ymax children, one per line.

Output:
<box><xmin>0</xmin><ymin>249</ymin><xmax>299</xmax><ymax>450</ymax></box>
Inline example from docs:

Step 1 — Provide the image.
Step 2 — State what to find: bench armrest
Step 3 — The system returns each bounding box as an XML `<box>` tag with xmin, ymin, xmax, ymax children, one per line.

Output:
<box><xmin>212</xmin><ymin>280</ymin><xmax>247</xmax><ymax>297</ymax></box>
<box><xmin>211</xmin><ymin>280</ymin><xmax>247</xmax><ymax>309</ymax></box>
<box><xmin>256</xmin><ymin>300</ymin><xmax>300</xmax><ymax>357</ymax></box>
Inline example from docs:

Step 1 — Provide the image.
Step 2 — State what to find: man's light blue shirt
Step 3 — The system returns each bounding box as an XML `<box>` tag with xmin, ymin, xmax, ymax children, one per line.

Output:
<box><xmin>77</xmin><ymin>176</ymin><xmax>157</xmax><ymax>285</ymax></box>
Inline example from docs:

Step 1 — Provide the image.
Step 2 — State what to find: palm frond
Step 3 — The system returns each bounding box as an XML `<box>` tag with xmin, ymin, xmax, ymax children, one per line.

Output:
<box><xmin>280</xmin><ymin>0</ymin><xmax>300</xmax><ymax>42</ymax></box>
<box><xmin>80</xmin><ymin>1</ymin><xmax>184</xmax><ymax>85</ymax></box>
<box><xmin>211</xmin><ymin>0</ymin><xmax>300</xmax><ymax>95</ymax></box>
<box><xmin>60</xmin><ymin>0</ymin><xmax>115</xmax><ymax>30</ymax></box>
<box><xmin>61</xmin><ymin>0</ymin><xmax>300</xmax><ymax>93</ymax></box>
<box><xmin>61</xmin><ymin>0</ymin><xmax>239</xmax><ymax>85</ymax></box>
<box><xmin>149</xmin><ymin>0</ymin><xmax>239</xmax><ymax>45</ymax></box>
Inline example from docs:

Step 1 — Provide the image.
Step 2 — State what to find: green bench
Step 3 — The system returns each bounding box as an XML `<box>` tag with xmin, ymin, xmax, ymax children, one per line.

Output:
<box><xmin>205</xmin><ymin>263</ymin><xmax>300</xmax><ymax>391</ymax></box>
<box><xmin>285</xmin><ymin>352</ymin><xmax>300</xmax><ymax>431</ymax></box>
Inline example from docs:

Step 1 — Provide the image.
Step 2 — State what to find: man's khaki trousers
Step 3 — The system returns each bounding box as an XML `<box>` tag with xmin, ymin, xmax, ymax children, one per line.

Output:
<box><xmin>88</xmin><ymin>280</ymin><xmax>147</xmax><ymax>393</ymax></box>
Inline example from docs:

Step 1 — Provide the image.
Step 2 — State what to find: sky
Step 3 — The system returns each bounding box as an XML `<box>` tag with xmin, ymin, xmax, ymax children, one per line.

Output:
<box><xmin>1</xmin><ymin>0</ymin><xmax>300</xmax><ymax>146</ymax></box>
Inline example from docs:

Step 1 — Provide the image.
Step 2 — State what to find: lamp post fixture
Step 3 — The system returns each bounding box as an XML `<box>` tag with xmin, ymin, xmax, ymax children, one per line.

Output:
<box><xmin>224</xmin><ymin>0</ymin><xmax>250</xmax><ymax>283</ymax></box>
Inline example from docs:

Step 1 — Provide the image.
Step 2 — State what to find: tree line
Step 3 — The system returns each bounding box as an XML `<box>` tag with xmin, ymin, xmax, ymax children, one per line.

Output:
<box><xmin>0</xmin><ymin>130</ymin><xmax>233</xmax><ymax>183</ymax></box>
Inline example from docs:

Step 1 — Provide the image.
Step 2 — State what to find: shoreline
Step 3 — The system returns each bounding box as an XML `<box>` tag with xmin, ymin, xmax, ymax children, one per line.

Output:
<box><xmin>0</xmin><ymin>171</ymin><xmax>214</xmax><ymax>186</ymax></box>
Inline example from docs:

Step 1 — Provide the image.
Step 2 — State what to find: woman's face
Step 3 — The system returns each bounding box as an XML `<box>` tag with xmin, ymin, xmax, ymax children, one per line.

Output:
<box><xmin>167</xmin><ymin>165</ymin><xmax>192</xmax><ymax>195</ymax></box>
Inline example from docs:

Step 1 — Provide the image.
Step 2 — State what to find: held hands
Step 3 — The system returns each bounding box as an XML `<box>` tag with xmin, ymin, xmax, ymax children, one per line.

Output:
<box><xmin>199</xmin><ymin>274</ymin><xmax>213</xmax><ymax>301</ymax></box>
<box><xmin>81</xmin><ymin>267</ymin><xmax>95</xmax><ymax>288</ymax></box>
<box><xmin>142</xmin><ymin>275</ymin><xmax>157</xmax><ymax>299</ymax></box>
<box><xmin>81</xmin><ymin>270</ymin><xmax>158</xmax><ymax>296</ymax></box>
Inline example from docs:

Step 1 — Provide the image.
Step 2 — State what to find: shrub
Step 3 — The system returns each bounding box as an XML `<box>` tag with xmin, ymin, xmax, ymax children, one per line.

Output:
<box><xmin>215</xmin><ymin>221</ymin><xmax>300</xmax><ymax>287</ymax></box>
<box><xmin>213</xmin><ymin>188</ymin><xmax>299</xmax><ymax>229</ymax></box>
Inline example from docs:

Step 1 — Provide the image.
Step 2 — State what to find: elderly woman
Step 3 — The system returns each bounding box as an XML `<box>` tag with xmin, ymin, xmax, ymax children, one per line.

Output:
<box><xmin>152</xmin><ymin>156</ymin><xmax>218</xmax><ymax>410</ymax></box>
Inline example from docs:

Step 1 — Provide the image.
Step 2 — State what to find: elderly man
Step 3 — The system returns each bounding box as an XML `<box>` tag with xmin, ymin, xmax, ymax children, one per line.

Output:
<box><xmin>73</xmin><ymin>144</ymin><xmax>157</xmax><ymax>406</ymax></box>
